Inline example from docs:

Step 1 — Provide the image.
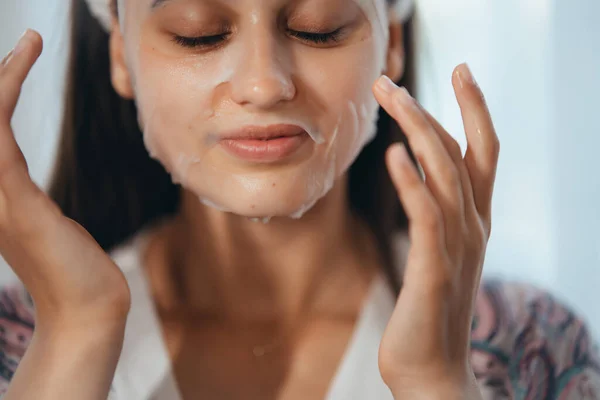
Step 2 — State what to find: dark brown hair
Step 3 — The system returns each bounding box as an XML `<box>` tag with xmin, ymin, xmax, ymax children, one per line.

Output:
<box><xmin>49</xmin><ymin>0</ymin><xmax>417</xmax><ymax>294</ymax></box>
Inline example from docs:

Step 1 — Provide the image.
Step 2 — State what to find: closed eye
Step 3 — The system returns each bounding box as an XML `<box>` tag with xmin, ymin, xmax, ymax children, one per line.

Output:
<box><xmin>287</xmin><ymin>28</ymin><xmax>344</xmax><ymax>45</ymax></box>
<box><xmin>172</xmin><ymin>27</ymin><xmax>345</xmax><ymax>50</ymax></box>
<box><xmin>172</xmin><ymin>33</ymin><xmax>230</xmax><ymax>49</ymax></box>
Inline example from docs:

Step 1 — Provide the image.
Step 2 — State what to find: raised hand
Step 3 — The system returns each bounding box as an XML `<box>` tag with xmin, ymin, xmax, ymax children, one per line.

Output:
<box><xmin>373</xmin><ymin>64</ymin><xmax>500</xmax><ymax>399</ymax></box>
<box><xmin>0</xmin><ymin>30</ymin><xmax>130</xmax><ymax>399</ymax></box>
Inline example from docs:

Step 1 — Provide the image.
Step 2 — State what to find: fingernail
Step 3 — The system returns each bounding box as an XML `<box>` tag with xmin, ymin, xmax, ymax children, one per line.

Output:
<box><xmin>395</xmin><ymin>143</ymin><xmax>411</xmax><ymax>166</ymax></box>
<box><xmin>13</xmin><ymin>29</ymin><xmax>32</xmax><ymax>55</ymax></box>
<box><xmin>1</xmin><ymin>50</ymin><xmax>14</xmax><ymax>66</ymax></box>
<box><xmin>457</xmin><ymin>63</ymin><xmax>477</xmax><ymax>88</ymax></box>
<box><xmin>395</xmin><ymin>86</ymin><xmax>414</xmax><ymax>107</ymax></box>
<box><xmin>377</xmin><ymin>75</ymin><xmax>397</xmax><ymax>93</ymax></box>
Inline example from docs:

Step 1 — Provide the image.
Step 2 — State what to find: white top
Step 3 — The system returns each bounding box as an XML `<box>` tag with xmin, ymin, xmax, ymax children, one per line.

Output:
<box><xmin>3</xmin><ymin>228</ymin><xmax>598</xmax><ymax>398</ymax></box>
<box><xmin>107</xmin><ymin>231</ymin><xmax>407</xmax><ymax>400</ymax></box>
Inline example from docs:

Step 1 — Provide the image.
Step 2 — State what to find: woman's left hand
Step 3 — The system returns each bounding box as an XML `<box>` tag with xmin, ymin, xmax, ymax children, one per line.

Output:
<box><xmin>372</xmin><ymin>63</ymin><xmax>500</xmax><ymax>399</ymax></box>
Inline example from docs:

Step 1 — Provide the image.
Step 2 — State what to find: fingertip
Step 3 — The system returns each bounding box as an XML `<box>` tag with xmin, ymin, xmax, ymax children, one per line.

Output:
<box><xmin>372</xmin><ymin>75</ymin><xmax>398</xmax><ymax>104</ymax></box>
<box><xmin>452</xmin><ymin>63</ymin><xmax>471</xmax><ymax>91</ymax></box>
<box><xmin>371</xmin><ymin>77</ymin><xmax>387</xmax><ymax>102</ymax></box>
<box><xmin>386</xmin><ymin>142</ymin><xmax>404</xmax><ymax>166</ymax></box>
<box><xmin>371</xmin><ymin>76</ymin><xmax>381</xmax><ymax>93</ymax></box>
<box><xmin>13</xmin><ymin>29</ymin><xmax>43</xmax><ymax>59</ymax></box>
<box><xmin>27</xmin><ymin>30</ymin><xmax>44</xmax><ymax>56</ymax></box>
<box><xmin>387</xmin><ymin>142</ymin><xmax>411</xmax><ymax>167</ymax></box>
<box><xmin>376</xmin><ymin>75</ymin><xmax>397</xmax><ymax>93</ymax></box>
<box><xmin>453</xmin><ymin>62</ymin><xmax>467</xmax><ymax>76</ymax></box>
<box><xmin>386</xmin><ymin>143</ymin><xmax>412</xmax><ymax>189</ymax></box>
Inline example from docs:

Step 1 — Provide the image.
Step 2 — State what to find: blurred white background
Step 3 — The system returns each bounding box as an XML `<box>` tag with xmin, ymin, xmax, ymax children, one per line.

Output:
<box><xmin>0</xmin><ymin>0</ymin><xmax>599</xmax><ymax>335</ymax></box>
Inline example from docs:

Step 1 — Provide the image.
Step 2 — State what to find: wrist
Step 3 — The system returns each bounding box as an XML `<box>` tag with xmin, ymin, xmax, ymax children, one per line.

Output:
<box><xmin>34</xmin><ymin>294</ymin><xmax>130</xmax><ymax>335</ymax></box>
<box><xmin>7</xmin><ymin>316</ymin><xmax>127</xmax><ymax>400</ymax></box>
<box><xmin>391</xmin><ymin>387</ymin><xmax>474</xmax><ymax>400</ymax></box>
<box><xmin>35</xmin><ymin>308</ymin><xmax>128</xmax><ymax>348</ymax></box>
<box><xmin>389</xmin><ymin>373</ymin><xmax>482</xmax><ymax>400</ymax></box>
<box><xmin>391</xmin><ymin>385</ymin><xmax>463</xmax><ymax>400</ymax></box>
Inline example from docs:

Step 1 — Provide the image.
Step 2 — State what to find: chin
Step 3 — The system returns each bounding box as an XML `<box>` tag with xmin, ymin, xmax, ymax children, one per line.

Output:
<box><xmin>192</xmin><ymin>173</ymin><xmax>335</xmax><ymax>220</ymax></box>
<box><xmin>174</xmin><ymin>140</ymin><xmax>343</xmax><ymax>219</ymax></box>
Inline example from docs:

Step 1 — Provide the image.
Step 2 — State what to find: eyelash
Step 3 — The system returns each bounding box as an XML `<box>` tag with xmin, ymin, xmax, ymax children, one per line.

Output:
<box><xmin>173</xmin><ymin>34</ymin><xmax>229</xmax><ymax>48</ymax></box>
<box><xmin>288</xmin><ymin>28</ymin><xmax>344</xmax><ymax>44</ymax></box>
<box><xmin>172</xmin><ymin>28</ymin><xmax>344</xmax><ymax>49</ymax></box>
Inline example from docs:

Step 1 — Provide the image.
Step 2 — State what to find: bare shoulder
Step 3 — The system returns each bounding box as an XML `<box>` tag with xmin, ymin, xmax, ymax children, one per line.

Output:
<box><xmin>0</xmin><ymin>282</ymin><xmax>35</xmax><ymax>396</ymax></box>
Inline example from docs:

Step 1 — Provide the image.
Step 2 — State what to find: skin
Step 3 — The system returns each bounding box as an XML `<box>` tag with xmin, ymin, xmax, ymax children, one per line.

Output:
<box><xmin>113</xmin><ymin>0</ymin><xmax>394</xmax><ymax>219</ymax></box>
<box><xmin>0</xmin><ymin>1</ymin><xmax>499</xmax><ymax>399</ymax></box>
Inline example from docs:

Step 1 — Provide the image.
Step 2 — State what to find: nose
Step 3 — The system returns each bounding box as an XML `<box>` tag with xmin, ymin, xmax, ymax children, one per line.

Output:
<box><xmin>230</xmin><ymin>33</ymin><xmax>296</xmax><ymax>110</ymax></box>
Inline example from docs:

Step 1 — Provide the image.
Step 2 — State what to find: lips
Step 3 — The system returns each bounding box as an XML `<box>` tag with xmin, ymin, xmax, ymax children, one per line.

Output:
<box><xmin>221</xmin><ymin>124</ymin><xmax>306</xmax><ymax>140</ymax></box>
<box><xmin>219</xmin><ymin>124</ymin><xmax>309</xmax><ymax>162</ymax></box>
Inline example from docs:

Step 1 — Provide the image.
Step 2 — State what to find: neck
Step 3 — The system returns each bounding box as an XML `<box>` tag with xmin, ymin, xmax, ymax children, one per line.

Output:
<box><xmin>145</xmin><ymin>176</ymin><xmax>381</xmax><ymax>326</ymax></box>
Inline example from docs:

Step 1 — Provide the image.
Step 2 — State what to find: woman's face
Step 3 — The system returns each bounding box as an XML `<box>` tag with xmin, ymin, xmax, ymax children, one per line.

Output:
<box><xmin>111</xmin><ymin>0</ymin><xmax>401</xmax><ymax>219</ymax></box>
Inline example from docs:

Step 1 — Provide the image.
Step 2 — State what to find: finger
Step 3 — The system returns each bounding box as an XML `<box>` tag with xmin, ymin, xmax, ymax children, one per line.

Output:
<box><xmin>386</xmin><ymin>143</ymin><xmax>451</xmax><ymax>289</ymax></box>
<box><xmin>386</xmin><ymin>143</ymin><xmax>446</xmax><ymax>257</ymax></box>
<box><xmin>452</xmin><ymin>64</ymin><xmax>500</xmax><ymax>231</ymax></box>
<box><xmin>0</xmin><ymin>31</ymin><xmax>42</xmax><ymax>214</ymax></box>
<box><xmin>374</xmin><ymin>76</ymin><xmax>464</xmax><ymax>261</ymax></box>
<box><xmin>1</xmin><ymin>50</ymin><xmax>14</xmax><ymax>67</ymax></box>
<box><xmin>421</xmin><ymin>110</ymin><xmax>488</xmax><ymax>290</ymax></box>
<box><xmin>0</xmin><ymin>30</ymin><xmax>41</xmax><ymax>174</ymax></box>
<box><xmin>420</xmin><ymin>108</ymin><xmax>478</xmax><ymax>227</ymax></box>
<box><xmin>0</xmin><ymin>29</ymin><xmax>44</xmax><ymax>119</ymax></box>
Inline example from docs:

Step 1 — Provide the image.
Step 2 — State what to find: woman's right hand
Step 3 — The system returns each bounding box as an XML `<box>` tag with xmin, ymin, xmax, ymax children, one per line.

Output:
<box><xmin>0</xmin><ymin>29</ymin><xmax>131</xmax><ymax>330</ymax></box>
<box><xmin>1</xmin><ymin>30</ymin><xmax>131</xmax><ymax>399</ymax></box>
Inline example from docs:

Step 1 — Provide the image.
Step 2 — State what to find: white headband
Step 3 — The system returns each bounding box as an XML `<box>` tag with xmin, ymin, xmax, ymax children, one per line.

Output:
<box><xmin>85</xmin><ymin>0</ymin><xmax>414</xmax><ymax>32</ymax></box>
<box><xmin>86</xmin><ymin>0</ymin><xmax>113</xmax><ymax>32</ymax></box>
<box><xmin>391</xmin><ymin>0</ymin><xmax>415</xmax><ymax>23</ymax></box>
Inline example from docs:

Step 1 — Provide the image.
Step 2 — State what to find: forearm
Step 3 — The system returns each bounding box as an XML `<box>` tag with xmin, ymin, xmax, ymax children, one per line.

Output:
<box><xmin>4</xmin><ymin>320</ymin><xmax>126</xmax><ymax>400</ymax></box>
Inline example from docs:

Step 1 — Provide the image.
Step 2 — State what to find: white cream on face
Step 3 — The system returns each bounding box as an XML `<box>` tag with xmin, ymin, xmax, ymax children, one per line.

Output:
<box><xmin>118</xmin><ymin>0</ymin><xmax>391</xmax><ymax>219</ymax></box>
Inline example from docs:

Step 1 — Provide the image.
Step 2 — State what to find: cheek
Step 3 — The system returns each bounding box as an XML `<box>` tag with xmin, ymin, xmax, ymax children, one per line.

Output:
<box><xmin>134</xmin><ymin>51</ymin><xmax>213</xmax><ymax>123</ymax></box>
<box><xmin>296</xmin><ymin>40</ymin><xmax>383</xmax><ymax>166</ymax></box>
<box><xmin>298</xmin><ymin>40</ymin><xmax>381</xmax><ymax>101</ymax></box>
<box><xmin>131</xmin><ymin>51</ymin><xmax>219</xmax><ymax>173</ymax></box>
<box><xmin>303</xmin><ymin>38</ymin><xmax>381</xmax><ymax>115</ymax></box>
